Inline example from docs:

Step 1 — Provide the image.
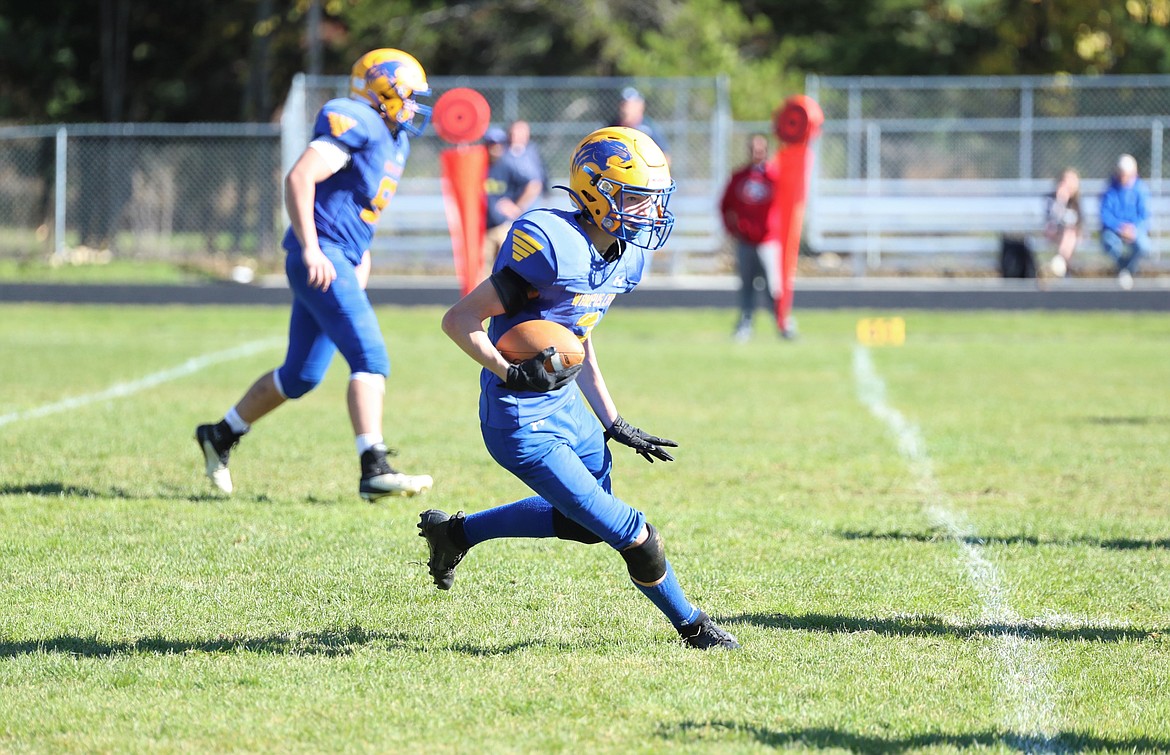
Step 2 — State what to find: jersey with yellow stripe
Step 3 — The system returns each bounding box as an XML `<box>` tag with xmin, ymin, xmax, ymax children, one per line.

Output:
<box><xmin>282</xmin><ymin>97</ymin><xmax>410</xmax><ymax>265</ymax></box>
<box><xmin>481</xmin><ymin>208</ymin><xmax>648</xmax><ymax>429</ymax></box>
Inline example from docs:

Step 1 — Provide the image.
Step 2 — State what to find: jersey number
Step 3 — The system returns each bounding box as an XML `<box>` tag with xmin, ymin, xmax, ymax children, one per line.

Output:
<box><xmin>360</xmin><ymin>176</ymin><xmax>398</xmax><ymax>224</ymax></box>
<box><xmin>575</xmin><ymin>311</ymin><xmax>601</xmax><ymax>339</ymax></box>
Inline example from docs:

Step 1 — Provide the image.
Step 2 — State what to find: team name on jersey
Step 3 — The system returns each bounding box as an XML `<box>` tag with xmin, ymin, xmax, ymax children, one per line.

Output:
<box><xmin>571</xmin><ymin>293</ymin><xmax>616</xmax><ymax>308</ymax></box>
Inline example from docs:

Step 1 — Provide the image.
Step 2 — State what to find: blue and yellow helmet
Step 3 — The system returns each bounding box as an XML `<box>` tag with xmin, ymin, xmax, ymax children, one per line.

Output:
<box><xmin>565</xmin><ymin>126</ymin><xmax>675</xmax><ymax>250</ymax></box>
<box><xmin>349</xmin><ymin>48</ymin><xmax>432</xmax><ymax>137</ymax></box>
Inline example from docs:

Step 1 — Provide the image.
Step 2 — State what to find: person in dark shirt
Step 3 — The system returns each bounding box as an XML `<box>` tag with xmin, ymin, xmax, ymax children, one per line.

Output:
<box><xmin>482</xmin><ymin>126</ymin><xmax>543</xmax><ymax>278</ymax></box>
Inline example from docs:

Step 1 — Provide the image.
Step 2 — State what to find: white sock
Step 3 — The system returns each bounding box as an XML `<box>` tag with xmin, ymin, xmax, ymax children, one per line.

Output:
<box><xmin>224</xmin><ymin>407</ymin><xmax>250</xmax><ymax>435</ymax></box>
<box><xmin>356</xmin><ymin>433</ymin><xmax>383</xmax><ymax>456</ymax></box>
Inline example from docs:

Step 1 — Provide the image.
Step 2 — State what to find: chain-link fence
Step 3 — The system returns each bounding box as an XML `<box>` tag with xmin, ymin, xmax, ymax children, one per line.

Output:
<box><xmin>282</xmin><ymin>74</ymin><xmax>731</xmax><ymax>275</ymax></box>
<box><xmin>7</xmin><ymin>73</ymin><xmax>1168</xmax><ymax>278</ymax></box>
<box><xmin>805</xmin><ymin>74</ymin><xmax>1170</xmax><ymax>271</ymax></box>
<box><xmin>0</xmin><ymin>123</ymin><xmax>282</xmax><ymax>267</ymax></box>
<box><xmin>809</xmin><ymin>74</ymin><xmax>1169</xmax><ymax>183</ymax></box>
<box><xmin>0</xmin><ymin>76</ymin><xmax>732</xmax><ymax>277</ymax></box>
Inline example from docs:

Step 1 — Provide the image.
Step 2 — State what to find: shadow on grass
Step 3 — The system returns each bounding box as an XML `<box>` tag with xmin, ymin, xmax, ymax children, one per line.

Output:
<box><xmin>0</xmin><ymin>482</ymin><xmax>138</xmax><ymax>499</ymax></box>
<box><xmin>0</xmin><ymin>626</ymin><xmax>410</xmax><ymax>658</ymax></box>
<box><xmin>838</xmin><ymin>528</ymin><xmax>1170</xmax><ymax>550</ymax></box>
<box><xmin>725</xmin><ymin>612</ymin><xmax>1164</xmax><ymax>643</ymax></box>
<box><xmin>1083</xmin><ymin>415</ymin><xmax>1170</xmax><ymax>426</ymax></box>
<box><xmin>0</xmin><ymin>481</ymin><xmax>281</xmax><ymax>505</ymax></box>
<box><xmin>446</xmin><ymin>639</ymin><xmax>548</xmax><ymax>656</ymax></box>
<box><xmin>0</xmin><ymin>627</ymin><xmax>563</xmax><ymax>659</ymax></box>
<box><xmin>658</xmin><ymin>721</ymin><xmax>1170</xmax><ymax>754</ymax></box>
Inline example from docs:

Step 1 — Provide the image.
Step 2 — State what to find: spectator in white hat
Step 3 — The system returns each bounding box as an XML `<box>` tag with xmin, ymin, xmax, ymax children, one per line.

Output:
<box><xmin>1099</xmin><ymin>153</ymin><xmax>1150</xmax><ymax>290</ymax></box>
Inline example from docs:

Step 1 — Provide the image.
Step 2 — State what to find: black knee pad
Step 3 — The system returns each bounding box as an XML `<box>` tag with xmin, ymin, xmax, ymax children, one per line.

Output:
<box><xmin>552</xmin><ymin>509</ymin><xmax>603</xmax><ymax>544</ymax></box>
<box><xmin>621</xmin><ymin>523</ymin><xmax>666</xmax><ymax>585</ymax></box>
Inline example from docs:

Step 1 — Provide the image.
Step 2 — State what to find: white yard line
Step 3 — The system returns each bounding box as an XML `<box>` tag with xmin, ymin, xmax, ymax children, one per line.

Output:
<box><xmin>0</xmin><ymin>339</ymin><xmax>281</xmax><ymax>429</ymax></box>
<box><xmin>852</xmin><ymin>345</ymin><xmax>1060</xmax><ymax>753</ymax></box>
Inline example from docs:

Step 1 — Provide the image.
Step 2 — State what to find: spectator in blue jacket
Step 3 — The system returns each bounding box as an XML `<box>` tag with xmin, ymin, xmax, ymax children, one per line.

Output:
<box><xmin>1099</xmin><ymin>153</ymin><xmax>1150</xmax><ymax>290</ymax></box>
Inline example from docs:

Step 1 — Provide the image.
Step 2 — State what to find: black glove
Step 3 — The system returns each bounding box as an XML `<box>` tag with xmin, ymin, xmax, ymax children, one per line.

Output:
<box><xmin>501</xmin><ymin>347</ymin><xmax>583</xmax><ymax>392</ymax></box>
<box><xmin>605</xmin><ymin>415</ymin><xmax>678</xmax><ymax>463</ymax></box>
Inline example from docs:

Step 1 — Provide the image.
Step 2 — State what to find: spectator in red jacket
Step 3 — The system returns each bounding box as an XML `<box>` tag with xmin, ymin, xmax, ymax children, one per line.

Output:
<box><xmin>720</xmin><ymin>134</ymin><xmax>778</xmax><ymax>342</ymax></box>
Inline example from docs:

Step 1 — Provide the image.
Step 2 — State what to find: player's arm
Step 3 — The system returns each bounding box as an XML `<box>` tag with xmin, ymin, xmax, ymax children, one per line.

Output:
<box><xmin>576</xmin><ymin>335</ymin><xmax>617</xmax><ymax>427</ymax></box>
<box><xmin>578</xmin><ymin>335</ymin><xmax>677</xmax><ymax>463</ymax></box>
<box><xmin>440</xmin><ymin>277</ymin><xmax>512</xmax><ymax>381</ymax></box>
<box><xmin>441</xmin><ymin>267</ymin><xmax>580</xmax><ymax>392</ymax></box>
<box><xmin>285</xmin><ymin>144</ymin><xmax>344</xmax><ymax>291</ymax></box>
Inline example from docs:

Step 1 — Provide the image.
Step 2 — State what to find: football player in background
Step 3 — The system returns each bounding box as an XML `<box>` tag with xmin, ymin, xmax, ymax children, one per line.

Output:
<box><xmin>194</xmin><ymin>49</ymin><xmax>433</xmax><ymax>501</ymax></box>
<box><xmin>424</xmin><ymin>126</ymin><xmax>739</xmax><ymax>650</ymax></box>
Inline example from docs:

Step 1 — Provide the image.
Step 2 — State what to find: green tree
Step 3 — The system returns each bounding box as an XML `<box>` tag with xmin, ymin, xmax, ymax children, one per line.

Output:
<box><xmin>0</xmin><ymin>0</ymin><xmax>310</xmax><ymax>123</ymax></box>
<box><xmin>6</xmin><ymin>0</ymin><xmax>1170</xmax><ymax>125</ymax></box>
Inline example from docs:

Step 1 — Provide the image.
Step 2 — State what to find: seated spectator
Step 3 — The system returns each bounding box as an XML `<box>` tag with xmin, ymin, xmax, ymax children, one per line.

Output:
<box><xmin>1044</xmin><ymin>168</ymin><xmax>1083</xmax><ymax>278</ymax></box>
<box><xmin>483</xmin><ymin>126</ymin><xmax>542</xmax><ymax>278</ymax></box>
<box><xmin>1099</xmin><ymin>153</ymin><xmax>1150</xmax><ymax>290</ymax></box>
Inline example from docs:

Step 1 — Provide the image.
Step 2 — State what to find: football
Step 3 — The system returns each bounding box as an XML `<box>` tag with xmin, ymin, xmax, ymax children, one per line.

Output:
<box><xmin>496</xmin><ymin>319</ymin><xmax>585</xmax><ymax>372</ymax></box>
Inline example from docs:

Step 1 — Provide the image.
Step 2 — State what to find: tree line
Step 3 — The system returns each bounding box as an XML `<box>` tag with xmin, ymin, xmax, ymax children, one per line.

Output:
<box><xmin>3</xmin><ymin>0</ymin><xmax>1169</xmax><ymax>124</ymax></box>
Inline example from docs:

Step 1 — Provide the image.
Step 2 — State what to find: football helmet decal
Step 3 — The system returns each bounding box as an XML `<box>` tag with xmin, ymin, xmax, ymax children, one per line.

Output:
<box><xmin>349</xmin><ymin>48</ymin><xmax>432</xmax><ymax>137</ymax></box>
<box><xmin>561</xmin><ymin>126</ymin><xmax>676</xmax><ymax>250</ymax></box>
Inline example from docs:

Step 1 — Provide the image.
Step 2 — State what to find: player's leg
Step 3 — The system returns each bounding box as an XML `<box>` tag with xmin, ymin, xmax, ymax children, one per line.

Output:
<box><xmin>535</xmin><ymin>415</ymin><xmax>737</xmax><ymax>648</ymax></box>
<box><xmin>566</xmin><ymin>412</ymin><xmax>735</xmax><ymax>647</ymax></box>
<box><xmin>619</xmin><ymin>520</ymin><xmax>738</xmax><ymax>649</ymax></box>
<box><xmin>416</xmin><ymin>495</ymin><xmax>551</xmax><ymax>591</ymax></box>
<box><xmin>418</xmin><ymin>398</ymin><xmax>614</xmax><ymax>590</ymax></box>
<box><xmin>194</xmin><ymin>288</ymin><xmax>333</xmax><ymax>493</ymax></box>
<box><xmin>432</xmin><ymin>397</ymin><xmax>736</xmax><ymax>647</ymax></box>
<box><xmin>302</xmin><ymin>248</ymin><xmax>432</xmax><ymax>499</ymax></box>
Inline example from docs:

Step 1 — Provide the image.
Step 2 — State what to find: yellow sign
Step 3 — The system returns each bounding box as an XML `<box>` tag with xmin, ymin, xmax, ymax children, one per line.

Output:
<box><xmin>856</xmin><ymin>317</ymin><xmax>906</xmax><ymax>346</ymax></box>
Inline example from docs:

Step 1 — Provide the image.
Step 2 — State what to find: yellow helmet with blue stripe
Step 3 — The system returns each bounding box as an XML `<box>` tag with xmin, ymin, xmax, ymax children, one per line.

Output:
<box><xmin>564</xmin><ymin>127</ymin><xmax>675</xmax><ymax>250</ymax></box>
<box><xmin>349</xmin><ymin>48</ymin><xmax>432</xmax><ymax>137</ymax></box>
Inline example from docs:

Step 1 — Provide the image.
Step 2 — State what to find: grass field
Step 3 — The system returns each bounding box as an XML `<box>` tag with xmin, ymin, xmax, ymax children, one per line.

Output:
<box><xmin>1</xmin><ymin>302</ymin><xmax>1168</xmax><ymax>753</ymax></box>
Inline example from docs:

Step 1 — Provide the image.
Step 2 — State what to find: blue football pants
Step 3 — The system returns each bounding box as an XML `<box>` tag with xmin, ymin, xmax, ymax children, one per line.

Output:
<box><xmin>276</xmin><ymin>244</ymin><xmax>389</xmax><ymax>398</ymax></box>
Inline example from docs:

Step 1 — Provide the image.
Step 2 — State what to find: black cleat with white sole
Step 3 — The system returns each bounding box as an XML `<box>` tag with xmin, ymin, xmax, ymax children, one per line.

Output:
<box><xmin>195</xmin><ymin>421</ymin><xmax>241</xmax><ymax>494</ymax></box>
<box><xmin>359</xmin><ymin>444</ymin><xmax>433</xmax><ymax>500</ymax></box>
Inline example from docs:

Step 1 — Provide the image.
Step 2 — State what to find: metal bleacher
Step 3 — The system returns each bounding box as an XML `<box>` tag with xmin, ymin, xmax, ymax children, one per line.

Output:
<box><xmin>806</xmin><ymin>179</ymin><xmax>1170</xmax><ymax>274</ymax></box>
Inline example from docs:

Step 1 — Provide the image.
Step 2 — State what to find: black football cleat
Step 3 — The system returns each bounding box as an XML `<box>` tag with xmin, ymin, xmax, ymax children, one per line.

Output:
<box><xmin>359</xmin><ymin>444</ymin><xmax>433</xmax><ymax>501</ymax></box>
<box><xmin>195</xmin><ymin>421</ymin><xmax>241</xmax><ymax>494</ymax></box>
<box><xmin>678</xmin><ymin>611</ymin><xmax>740</xmax><ymax>650</ymax></box>
<box><xmin>417</xmin><ymin>509</ymin><xmax>467</xmax><ymax>590</ymax></box>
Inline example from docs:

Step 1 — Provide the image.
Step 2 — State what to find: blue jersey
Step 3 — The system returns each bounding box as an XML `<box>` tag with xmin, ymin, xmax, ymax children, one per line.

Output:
<box><xmin>480</xmin><ymin>208</ymin><xmax>648</xmax><ymax>429</ymax></box>
<box><xmin>282</xmin><ymin>97</ymin><xmax>411</xmax><ymax>265</ymax></box>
